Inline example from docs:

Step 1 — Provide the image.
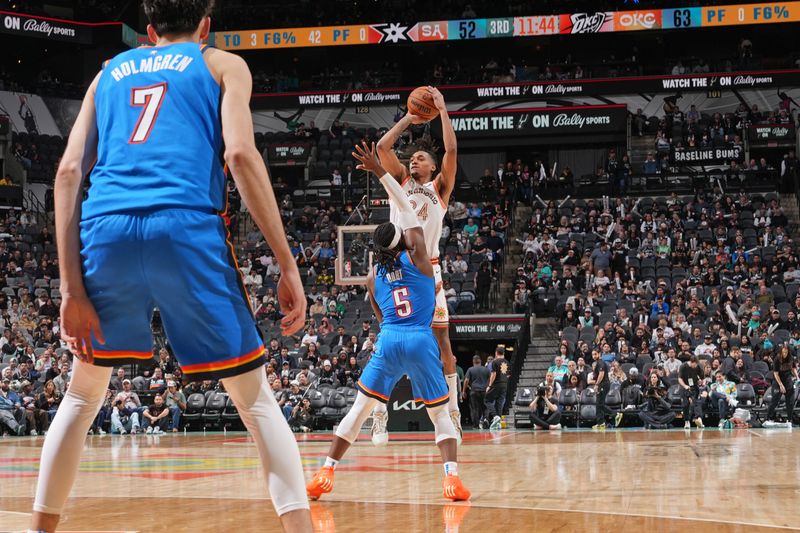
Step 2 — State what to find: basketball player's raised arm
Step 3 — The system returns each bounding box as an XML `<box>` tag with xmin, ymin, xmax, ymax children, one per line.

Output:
<box><xmin>212</xmin><ymin>50</ymin><xmax>306</xmax><ymax>335</ymax></box>
<box><xmin>376</xmin><ymin>113</ymin><xmax>426</xmax><ymax>183</ymax></box>
<box><xmin>55</xmin><ymin>72</ymin><xmax>105</xmax><ymax>361</ymax></box>
<box><xmin>353</xmin><ymin>142</ymin><xmax>432</xmax><ymax>277</ymax></box>
<box><xmin>365</xmin><ymin>271</ymin><xmax>383</xmax><ymax>323</ymax></box>
<box><xmin>430</xmin><ymin>87</ymin><xmax>457</xmax><ymax>205</ymax></box>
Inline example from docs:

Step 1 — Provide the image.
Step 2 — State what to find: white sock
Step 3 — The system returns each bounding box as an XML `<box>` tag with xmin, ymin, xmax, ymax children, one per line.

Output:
<box><xmin>33</xmin><ymin>359</ymin><xmax>111</xmax><ymax>515</ymax></box>
<box><xmin>324</xmin><ymin>457</ymin><xmax>339</xmax><ymax>469</ymax></box>
<box><xmin>446</xmin><ymin>374</ymin><xmax>459</xmax><ymax>413</ymax></box>
<box><xmin>443</xmin><ymin>461</ymin><xmax>458</xmax><ymax>477</ymax></box>
<box><xmin>222</xmin><ymin>366</ymin><xmax>309</xmax><ymax>516</ymax></box>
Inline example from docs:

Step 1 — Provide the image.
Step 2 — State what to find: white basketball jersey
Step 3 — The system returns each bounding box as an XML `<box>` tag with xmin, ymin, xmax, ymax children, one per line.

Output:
<box><xmin>389</xmin><ymin>177</ymin><xmax>446</xmax><ymax>259</ymax></box>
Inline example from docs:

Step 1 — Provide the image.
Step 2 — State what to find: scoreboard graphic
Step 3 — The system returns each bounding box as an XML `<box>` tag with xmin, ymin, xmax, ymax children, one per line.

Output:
<box><xmin>213</xmin><ymin>1</ymin><xmax>800</xmax><ymax>50</ymax></box>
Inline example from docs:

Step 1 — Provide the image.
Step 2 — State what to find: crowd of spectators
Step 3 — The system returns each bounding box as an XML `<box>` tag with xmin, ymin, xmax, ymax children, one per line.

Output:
<box><xmin>631</xmin><ymin>93</ymin><xmax>798</xmax><ymax>180</ymax></box>
<box><xmin>509</xmin><ymin>189</ymin><xmax>799</xmax><ymax>428</ymax></box>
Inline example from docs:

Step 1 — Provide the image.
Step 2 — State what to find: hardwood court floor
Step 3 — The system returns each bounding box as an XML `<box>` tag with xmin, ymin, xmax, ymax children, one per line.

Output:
<box><xmin>1</xmin><ymin>428</ymin><xmax>799</xmax><ymax>532</ymax></box>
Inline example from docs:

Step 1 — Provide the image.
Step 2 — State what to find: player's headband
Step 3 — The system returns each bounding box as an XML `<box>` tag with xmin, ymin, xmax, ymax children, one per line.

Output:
<box><xmin>389</xmin><ymin>225</ymin><xmax>402</xmax><ymax>249</ymax></box>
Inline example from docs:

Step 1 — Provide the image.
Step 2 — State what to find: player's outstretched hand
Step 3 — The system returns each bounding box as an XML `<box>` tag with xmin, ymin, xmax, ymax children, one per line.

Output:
<box><xmin>278</xmin><ymin>266</ymin><xmax>307</xmax><ymax>336</ymax></box>
<box><xmin>353</xmin><ymin>141</ymin><xmax>388</xmax><ymax>176</ymax></box>
<box><xmin>60</xmin><ymin>293</ymin><xmax>105</xmax><ymax>364</ymax></box>
<box><xmin>428</xmin><ymin>86</ymin><xmax>446</xmax><ymax>111</ymax></box>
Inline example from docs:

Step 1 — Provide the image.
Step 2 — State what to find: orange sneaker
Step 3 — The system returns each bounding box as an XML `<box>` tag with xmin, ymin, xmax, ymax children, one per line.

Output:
<box><xmin>307</xmin><ymin>466</ymin><xmax>335</xmax><ymax>501</ymax></box>
<box><xmin>442</xmin><ymin>475</ymin><xmax>471</xmax><ymax>501</ymax></box>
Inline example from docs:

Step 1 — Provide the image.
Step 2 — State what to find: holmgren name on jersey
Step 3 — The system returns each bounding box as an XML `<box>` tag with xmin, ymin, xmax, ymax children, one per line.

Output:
<box><xmin>109</xmin><ymin>53</ymin><xmax>194</xmax><ymax>82</ymax></box>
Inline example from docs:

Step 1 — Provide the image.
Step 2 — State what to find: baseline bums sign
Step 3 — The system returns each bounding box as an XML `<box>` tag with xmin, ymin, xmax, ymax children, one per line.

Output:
<box><xmin>448</xmin><ymin>105</ymin><xmax>627</xmax><ymax>139</ymax></box>
<box><xmin>670</xmin><ymin>146</ymin><xmax>744</xmax><ymax>164</ymax></box>
<box><xmin>0</xmin><ymin>11</ymin><xmax>94</xmax><ymax>43</ymax></box>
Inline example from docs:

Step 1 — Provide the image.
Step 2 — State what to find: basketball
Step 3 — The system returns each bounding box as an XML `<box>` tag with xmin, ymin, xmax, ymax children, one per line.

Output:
<box><xmin>407</xmin><ymin>86</ymin><xmax>439</xmax><ymax>121</ymax></box>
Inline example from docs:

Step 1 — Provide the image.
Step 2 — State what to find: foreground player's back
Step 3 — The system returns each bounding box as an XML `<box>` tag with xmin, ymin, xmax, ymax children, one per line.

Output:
<box><xmin>84</xmin><ymin>43</ymin><xmax>224</xmax><ymax>219</ymax></box>
<box><xmin>373</xmin><ymin>251</ymin><xmax>435</xmax><ymax>328</ymax></box>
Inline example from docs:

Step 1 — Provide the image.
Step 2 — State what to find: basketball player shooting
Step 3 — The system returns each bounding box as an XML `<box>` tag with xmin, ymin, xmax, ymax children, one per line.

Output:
<box><xmin>29</xmin><ymin>1</ymin><xmax>311</xmax><ymax>531</ymax></box>
<box><xmin>371</xmin><ymin>86</ymin><xmax>462</xmax><ymax>444</ymax></box>
<box><xmin>306</xmin><ymin>142</ymin><xmax>470</xmax><ymax>502</ymax></box>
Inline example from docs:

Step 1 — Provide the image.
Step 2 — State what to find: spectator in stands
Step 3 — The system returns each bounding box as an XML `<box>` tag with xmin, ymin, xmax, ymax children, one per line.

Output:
<box><xmin>115</xmin><ymin>379</ymin><xmax>141</xmax><ymax>417</ymax></box>
<box><xmin>678</xmin><ymin>356</ymin><xmax>705</xmax><ymax>429</ymax></box>
<box><xmin>109</xmin><ymin>367</ymin><xmax>126</xmax><ymax>391</ymax></box>
<box><xmin>289</xmin><ymin>397</ymin><xmax>314</xmax><ymax>433</ymax></box>
<box><xmin>766</xmin><ymin>345</ymin><xmax>797</xmax><ymax>425</ymax></box>
<box><xmin>709</xmin><ymin>371</ymin><xmax>738</xmax><ymax>427</ymax></box>
<box><xmin>529</xmin><ymin>385</ymin><xmax>561</xmax><ymax>431</ymax></box>
<box><xmin>638</xmin><ymin>372</ymin><xmax>675</xmax><ymax>429</ymax></box>
<box><xmin>154</xmin><ymin>348</ymin><xmax>175</xmax><ymax>376</ymax></box>
<box><xmin>548</xmin><ymin>357</ymin><xmax>569</xmax><ymax>383</ymax></box>
<box><xmin>663</xmin><ymin>349</ymin><xmax>681</xmax><ymax>376</ymax></box>
<box><xmin>475</xmin><ymin>262</ymin><xmax>493</xmax><ymax>312</ymax></box>
<box><xmin>512</xmin><ymin>282</ymin><xmax>530</xmax><ymax>314</ymax></box>
<box><xmin>0</xmin><ymin>377</ymin><xmax>25</xmax><ymax>435</ymax></box>
<box><xmin>110</xmin><ymin>394</ymin><xmax>141</xmax><ymax>435</ymax></box>
<box><xmin>588</xmin><ymin>349</ymin><xmax>610</xmax><ymax>430</ymax></box>
<box><xmin>164</xmin><ymin>381</ymin><xmax>186</xmax><ymax>432</ymax></box>
<box><xmin>148</xmin><ymin>367</ymin><xmax>167</xmax><ymax>393</ymax></box>
<box><xmin>142</xmin><ymin>394</ymin><xmax>170</xmax><ymax>434</ymax></box>
<box><xmin>590</xmin><ymin>242</ymin><xmax>611</xmax><ymax>275</ymax></box>
<box><xmin>52</xmin><ymin>362</ymin><xmax>69</xmax><ymax>396</ymax></box>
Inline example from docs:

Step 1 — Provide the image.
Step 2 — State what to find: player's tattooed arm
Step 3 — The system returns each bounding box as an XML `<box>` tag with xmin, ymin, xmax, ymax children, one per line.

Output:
<box><xmin>376</xmin><ymin>112</ymin><xmax>426</xmax><ymax>183</ymax></box>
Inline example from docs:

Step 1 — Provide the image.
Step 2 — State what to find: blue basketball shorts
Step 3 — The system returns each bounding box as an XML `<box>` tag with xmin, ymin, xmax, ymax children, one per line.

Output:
<box><xmin>356</xmin><ymin>325</ymin><xmax>449</xmax><ymax>408</ymax></box>
<box><xmin>79</xmin><ymin>208</ymin><xmax>265</xmax><ymax>381</ymax></box>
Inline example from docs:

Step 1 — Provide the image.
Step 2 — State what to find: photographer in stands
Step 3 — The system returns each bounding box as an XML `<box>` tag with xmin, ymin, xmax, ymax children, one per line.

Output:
<box><xmin>528</xmin><ymin>385</ymin><xmax>561</xmax><ymax>431</ymax></box>
<box><xmin>638</xmin><ymin>371</ymin><xmax>676</xmax><ymax>429</ymax></box>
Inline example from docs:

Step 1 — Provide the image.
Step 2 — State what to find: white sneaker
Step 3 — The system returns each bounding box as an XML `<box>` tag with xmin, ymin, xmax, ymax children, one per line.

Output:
<box><xmin>684</xmin><ymin>421</ymin><xmax>691</xmax><ymax>429</ymax></box>
<box><xmin>30</xmin><ymin>429</ymin><xmax>37</xmax><ymax>436</ymax></box>
<box><xmin>98</xmin><ymin>428</ymin><xmax>106</xmax><ymax>435</ymax></box>
<box><xmin>145</xmin><ymin>426</ymin><xmax>153</xmax><ymax>434</ymax></box>
<box><xmin>719</xmin><ymin>420</ymin><xmax>726</xmax><ymax>429</ymax></box>
<box><xmin>131</xmin><ymin>426</ymin><xmax>140</xmax><ymax>435</ymax></box>
<box><xmin>153</xmin><ymin>427</ymin><xmax>162</xmax><ymax>435</ymax></box>
<box><xmin>371</xmin><ymin>411</ymin><xmax>389</xmax><ymax>446</ymax></box>
<box><xmin>449</xmin><ymin>410</ymin><xmax>463</xmax><ymax>445</ymax></box>
<box><xmin>489</xmin><ymin>416</ymin><xmax>502</xmax><ymax>431</ymax></box>
<box><xmin>119</xmin><ymin>429</ymin><xmax>127</xmax><ymax>435</ymax></box>
<box><xmin>551</xmin><ymin>424</ymin><xmax>562</xmax><ymax>430</ymax></box>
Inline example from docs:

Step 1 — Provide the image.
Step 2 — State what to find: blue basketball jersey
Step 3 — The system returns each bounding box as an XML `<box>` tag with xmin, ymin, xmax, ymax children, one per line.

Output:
<box><xmin>83</xmin><ymin>42</ymin><xmax>224</xmax><ymax>220</ymax></box>
<box><xmin>373</xmin><ymin>252</ymin><xmax>435</xmax><ymax>328</ymax></box>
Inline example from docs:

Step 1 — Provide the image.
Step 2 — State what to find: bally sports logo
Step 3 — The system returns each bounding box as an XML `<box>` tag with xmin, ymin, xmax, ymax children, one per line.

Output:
<box><xmin>3</xmin><ymin>14</ymin><xmax>77</xmax><ymax>38</ymax></box>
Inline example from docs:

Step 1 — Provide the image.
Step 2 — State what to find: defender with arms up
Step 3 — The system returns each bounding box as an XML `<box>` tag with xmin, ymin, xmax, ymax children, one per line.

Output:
<box><xmin>306</xmin><ymin>143</ymin><xmax>470</xmax><ymax>502</ymax></box>
<box><xmin>29</xmin><ymin>2</ymin><xmax>311</xmax><ymax>532</ymax></box>
<box><xmin>371</xmin><ymin>86</ymin><xmax>463</xmax><ymax>444</ymax></box>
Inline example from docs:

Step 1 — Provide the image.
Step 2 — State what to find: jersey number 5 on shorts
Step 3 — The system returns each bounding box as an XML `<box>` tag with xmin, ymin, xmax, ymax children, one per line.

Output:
<box><xmin>392</xmin><ymin>287</ymin><xmax>412</xmax><ymax>317</ymax></box>
<box><xmin>129</xmin><ymin>82</ymin><xmax>167</xmax><ymax>144</ymax></box>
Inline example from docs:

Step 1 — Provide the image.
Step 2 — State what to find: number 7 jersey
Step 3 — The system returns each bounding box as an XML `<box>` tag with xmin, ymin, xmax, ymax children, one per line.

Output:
<box><xmin>373</xmin><ymin>251</ymin><xmax>435</xmax><ymax>327</ymax></box>
<box><xmin>83</xmin><ymin>42</ymin><xmax>225</xmax><ymax>220</ymax></box>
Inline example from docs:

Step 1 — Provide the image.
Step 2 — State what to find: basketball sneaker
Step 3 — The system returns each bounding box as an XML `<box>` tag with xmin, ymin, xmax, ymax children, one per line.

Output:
<box><xmin>488</xmin><ymin>416</ymin><xmax>502</xmax><ymax>431</ymax></box>
<box><xmin>371</xmin><ymin>411</ymin><xmax>389</xmax><ymax>446</ymax></box>
<box><xmin>450</xmin><ymin>410</ymin><xmax>463</xmax><ymax>445</ymax></box>
<box><xmin>306</xmin><ymin>466</ymin><xmax>335</xmax><ymax>501</ymax></box>
<box><xmin>442</xmin><ymin>475</ymin><xmax>471</xmax><ymax>501</ymax></box>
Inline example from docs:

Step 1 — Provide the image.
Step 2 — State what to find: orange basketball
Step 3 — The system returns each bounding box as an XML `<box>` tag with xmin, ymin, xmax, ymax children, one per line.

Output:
<box><xmin>407</xmin><ymin>86</ymin><xmax>439</xmax><ymax>121</ymax></box>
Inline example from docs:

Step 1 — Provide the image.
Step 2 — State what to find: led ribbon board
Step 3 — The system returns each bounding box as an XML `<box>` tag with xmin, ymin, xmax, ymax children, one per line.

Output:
<box><xmin>213</xmin><ymin>1</ymin><xmax>800</xmax><ymax>50</ymax></box>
